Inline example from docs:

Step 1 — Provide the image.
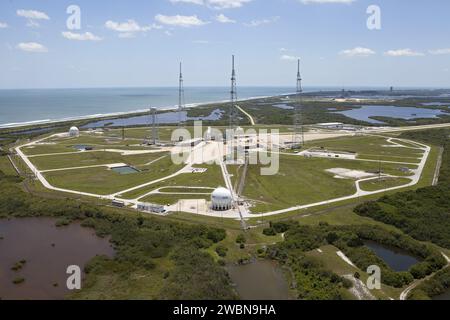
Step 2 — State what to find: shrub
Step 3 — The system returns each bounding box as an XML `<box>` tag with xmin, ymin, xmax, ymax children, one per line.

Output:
<box><xmin>215</xmin><ymin>245</ymin><xmax>228</xmax><ymax>257</ymax></box>
<box><xmin>236</xmin><ymin>234</ymin><xmax>246</xmax><ymax>244</ymax></box>
<box><xmin>263</xmin><ymin>228</ymin><xmax>276</xmax><ymax>236</ymax></box>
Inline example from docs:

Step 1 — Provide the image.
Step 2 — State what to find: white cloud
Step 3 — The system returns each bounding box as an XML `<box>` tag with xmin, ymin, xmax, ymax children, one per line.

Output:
<box><xmin>105</xmin><ymin>20</ymin><xmax>161</xmax><ymax>38</ymax></box>
<box><xmin>0</xmin><ymin>22</ymin><xmax>8</xmax><ymax>28</ymax></box>
<box><xmin>17</xmin><ymin>42</ymin><xmax>48</xmax><ymax>53</ymax></box>
<box><xmin>244</xmin><ymin>16</ymin><xmax>279</xmax><ymax>27</ymax></box>
<box><xmin>429</xmin><ymin>48</ymin><xmax>450</xmax><ymax>55</ymax></box>
<box><xmin>155</xmin><ymin>14</ymin><xmax>208</xmax><ymax>27</ymax></box>
<box><xmin>17</xmin><ymin>9</ymin><xmax>50</xmax><ymax>28</ymax></box>
<box><xmin>169</xmin><ymin>0</ymin><xmax>252</xmax><ymax>9</ymax></box>
<box><xmin>384</xmin><ymin>49</ymin><xmax>425</xmax><ymax>57</ymax></box>
<box><xmin>216</xmin><ymin>14</ymin><xmax>236</xmax><ymax>23</ymax></box>
<box><xmin>207</xmin><ymin>0</ymin><xmax>252</xmax><ymax>9</ymax></box>
<box><xmin>281</xmin><ymin>54</ymin><xmax>301</xmax><ymax>61</ymax></box>
<box><xmin>300</xmin><ymin>0</ymin><xmax>355</xmax><ymax>4</ymax></box>
<box><xmin>62</xmin><ymin>31</ymin><xmax>102</xmax><ymax>41</ymax></box>
<box><xmin>17</xmin><ymin>9</ymin><xmax>50</xmax><ymax>20</ymax></box>
<box><xmin>339</xmin><ymin>47</ymin><xmax>376</xmax><ymax>57</ymax></box>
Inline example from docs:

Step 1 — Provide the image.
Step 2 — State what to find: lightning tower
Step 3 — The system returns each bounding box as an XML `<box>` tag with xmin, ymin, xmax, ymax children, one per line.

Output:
<box><xmin>178</xmin><ymin>62</ymin><xmax>185</xmax><ymax>129</ymax></box>
<box><xmin>230</xmin><ymin>55</ymin><xmax>238</xmax><ymax>130</ymax></box>
<box><xmin>151</xmin><ymin>107</ymin><xmax>159</xmax><ymax>145</ymax></box>
<box><xmin>293</xmin><ymin>59</ymin><xmax>304</xmax><ymax>148</ymax></box>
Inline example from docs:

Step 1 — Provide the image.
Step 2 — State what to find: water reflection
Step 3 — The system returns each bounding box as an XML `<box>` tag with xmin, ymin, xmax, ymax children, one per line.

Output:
<box><xmin>0</xmin><ymin>218</ymin><xmax>114</xmax><ymax>300</ymax></box>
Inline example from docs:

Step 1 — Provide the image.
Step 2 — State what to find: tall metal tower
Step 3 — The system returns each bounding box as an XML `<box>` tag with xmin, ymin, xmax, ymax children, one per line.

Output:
<box><xmin>151</xmin><ymin>107</ymin><xmax>159</xmax><ymax>145</ymax></box>
<box><xmin>229</xmin><ymin>55</ymin><xmax>238</xmax><ymax>131</ymax></box>
<box><xmin>293</xmin><ymin>59</ymin><xmax>304</xmax><ymax>148</ymax></box>
<box><xmin>178</xmin><ymin>62</ymin><xmax>185</xmax><ymax>128</ymax></box>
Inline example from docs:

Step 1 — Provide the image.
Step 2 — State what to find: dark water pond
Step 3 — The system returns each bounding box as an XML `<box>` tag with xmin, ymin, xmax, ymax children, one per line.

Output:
<box><xmin>335</xmin><ymin>105</ymin><xmax>448</xmax><ymax>124</ymax></box>
<box><xmin>364</xmin><ymin>241</ymin><xmax>419</xmax><ymax>272</ymax></box>
<box><xmin>227</xmin><ymin>260</ymin><xmax>290</xmax><ymax>300</ymax></box>
<box><xmin>82</xmin><ymin>109</ymin><xmax>224</xmax><ymax>128</ymax></box>
<box><xmin>433</xmin><ymin>289</ymin><xmax>450</xmax><ymax>300</ymax></box>
<box><xmin>0</xmin><ymin>218</ymin><xmax>114</xmax><ymax>300</ymax></box>
<box><xmin>111</xmin><ymin>166</ymin><xmax>139</xmax><ymax>174</ymax></box>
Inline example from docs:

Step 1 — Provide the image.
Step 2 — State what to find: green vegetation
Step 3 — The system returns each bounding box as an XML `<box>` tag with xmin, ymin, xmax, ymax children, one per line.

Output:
<box><xmin>13</xmin><ymin>277</ymin><xmax>25</xmax><ymax>285</ymax></box>
<box><xmin>359</xmin><ymin>177</ymin><xmax>412</xmax><ymax>191</ymax></box>
<box><xmin>139</xmin><ymin>194</ymin><xmax>209</xmax><ymax>206</ymax></box>
<box><xmin>308</xmin><ymin>135</ymin><xmax>424</xmax><ymax>159</ymax></box>
<box><xmin>119</xmin><ymin>165</ymin><xmax>224</xmax><ymax>199</ymax></box>
<box><xmin>266</xmin><ymin>221</ymin><xmax>446</xmax><ymax>291</ymax></box>
<box><xmin>29</xmin><ymin>151</ymin><xmax>168</xmax><ymax>171</ymax></box>
<box><xmin>408</xmin><ymin>267</ymin><xmax>450</xmax><ymax>300</ymax></box>
<box><xmin>0</xmin><ymin>158</ymin><xmax>235</xmax><ymax>299</ymax></box>
<box><xmin>355</xmin><ymin>129</ymin><xmax>450</xmax><ymax>249</ymax></box>
<box><xmin>11</xmin><ymin>260</ymin><xmax>27</xmax><ymax>271</ymax></box>
<box><xmin>44</xmin><ymin>156</ymin><xmax>182</xmax><ymax>195</ymax></box>
<box><xmin>244</xmin><ymin>152</ymin><xmax>416</xmax><ymax>213</ymax></box>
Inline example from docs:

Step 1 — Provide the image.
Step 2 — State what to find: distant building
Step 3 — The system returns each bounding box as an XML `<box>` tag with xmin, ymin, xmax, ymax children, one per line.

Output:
<box><xmin>211</xmin><ymin>187</ymin><xmax>233</xmax><ymax>211</ymax></box>
<box><xmin>112</xmin><ymin>200</ymin><xmax>125</xmax><ymax>208</ymax></box>
<box><xmin>137</xmin><ymin>203</ymin><xmax>166</xmax><ymax>214</ymax></box>
<box><xmin>69</xmin><ymin>126</ymin><xmax>80</xmax><ymax>137</ymax></box>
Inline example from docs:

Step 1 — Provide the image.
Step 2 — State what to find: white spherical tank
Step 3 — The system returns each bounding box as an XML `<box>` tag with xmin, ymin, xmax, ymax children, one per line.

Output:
<box><xmin>211</xmin><ymin>187</ymin><xmax>233</xmax><ymax>211</ymax></box>
<box><xmin>69</xmin><ymin>126</ymin><xmax>80</xmax><ymax>137</ymax></box>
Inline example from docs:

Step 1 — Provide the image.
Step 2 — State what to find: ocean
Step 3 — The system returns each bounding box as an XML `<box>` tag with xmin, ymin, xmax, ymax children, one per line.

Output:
<box><xmin>0</xmin><ymin>87</ymin><xmax>300</xmax><ymax>128</ymax></box>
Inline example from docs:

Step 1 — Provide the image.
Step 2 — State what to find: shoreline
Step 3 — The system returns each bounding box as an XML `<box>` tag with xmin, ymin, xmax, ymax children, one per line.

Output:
<box><xmin>0</xmin><ymin>92</ymin><xmax>295</xmax><ymax>130</ymax></box>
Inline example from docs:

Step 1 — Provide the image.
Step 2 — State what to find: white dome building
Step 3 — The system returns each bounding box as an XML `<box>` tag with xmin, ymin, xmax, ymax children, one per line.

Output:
<box><xmin>69</xmin><ymin>126</ymin><xmax>80</xmax><ymax>137</ymax></box>
<box><xmin>211</xmin><ymin>187</ymin><xmax>233</xmax><ymax>211</ymax></box>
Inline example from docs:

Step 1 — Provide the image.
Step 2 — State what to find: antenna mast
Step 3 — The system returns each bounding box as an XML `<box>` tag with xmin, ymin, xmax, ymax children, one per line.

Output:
<box><xmin>293</xmin><ymin>59</ymin><xmax>304</xmax><ymax>148</ymax></box>
<box><xmin>230</xmin><ymin>55</ymin><xmax>238</xmax><ymax>131</ymax></box>
<box><xmin>178</xmin><ymin>61</ymin><xmax>185</xmax><ymax>128</ymax></box>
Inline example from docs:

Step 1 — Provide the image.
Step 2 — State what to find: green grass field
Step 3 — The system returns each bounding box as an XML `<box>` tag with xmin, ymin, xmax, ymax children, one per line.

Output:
<box><xmin>0</xmin><ymin>156</ymin><xmax>17</xmax><ymax>175</ymax></box>
<box><xmin>243</xmin><ymin>153</ymin><xmax>417</xmax><ymax>213</ymax></box>
<box><xmin>30</xmin><ymin>150</ymin><xmax>168</xmax><ymax>171</ymax></box>
<box><xmin>308</xmin><ymin>135</ymin><xmax>424</xmax><ymax>159</ymax></box>
<box><xmin>119</xmin><ymin>164</ymin><xmax>225</xmax><ymax>199</ymax></box>
<box><xmin>139</xmin><ymin>193</ymin><xmax>210</xmax><ymax>206</ymax></box>
<box><xmin>44</xmin><ymin>156</ymin><xmax>182</xmax><ymax>195</ymax></box>
<box><xmin>359</xmin><ymin>177</ymin><xmax>412</xmax><ymax>191</ymax></box>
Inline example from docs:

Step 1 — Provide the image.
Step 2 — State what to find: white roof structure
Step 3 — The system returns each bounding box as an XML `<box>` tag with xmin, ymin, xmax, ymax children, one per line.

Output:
<box><xmin>211</xmin><ymin>187</ymin><xmax>233</xmax><ymax>211</ymax></box>
<box><xmin>69</xmin><ymin>126</ymin><xmax>79</xmax><ymax>137</ymax></box>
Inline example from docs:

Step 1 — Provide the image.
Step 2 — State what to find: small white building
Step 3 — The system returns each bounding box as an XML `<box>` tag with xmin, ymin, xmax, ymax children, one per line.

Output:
<box><xmin>69</xmin><ymin>126</ymin><xmax>80</xmax><ymax>137</ymax></box>
<box><xmin>137</xmin><ymin>203</ymin><xmax>166</xmax><ymax>214</ymax></box>
<box><xmin>211</xmin><ymin>187</ymin><xmax>233</xmax><ymax>211</ymax></box>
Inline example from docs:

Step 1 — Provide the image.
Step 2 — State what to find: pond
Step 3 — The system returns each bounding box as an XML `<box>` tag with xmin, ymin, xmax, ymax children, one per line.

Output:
<box><xmin>226</xmin><ymin>260</ymin><xmax>290</xmax><ymax>300</ymax></box>
<box><xmin>433</xmin><ymin>288</ymin><xmax>450</xmax><ymax>300</ymax></box>
<box><xmin>0</xmin><ymin>218</ymin><xmax>114</xmax><ymax>300</ymax></box>
<box><xmin>82</xmin><ymin>109</ymin><xmax>224</xmax><ymax>128</ymax></box>
<box><xmin>335</xmin><ymin>105</ymin><xmax>448</xmax><ymax>124</ymax></box>
<box><xmin>111</xmin><ymin>166</ymin><xmax>139</xmax><ymax>174</ymax></box>
<box><xmin>364</xmin><ymin>241</ymin><xmax>419</xmax><ymax>272</ymax></box>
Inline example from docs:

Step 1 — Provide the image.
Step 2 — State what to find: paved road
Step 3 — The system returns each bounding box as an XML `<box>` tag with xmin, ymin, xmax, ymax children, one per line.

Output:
<box><xmin>400</xmin><ymin>253</ymin><xmax>450</xmax><ymax>300</ymax></box>
<box><xmin>236</xmin><ymin>105</ymin><xmax>255</xmax><ymax>126</ymax></box>
<box><xmin>14</xmin><ymin>124</ymin><xmax>440</xmax><ymax>220</ymax></box>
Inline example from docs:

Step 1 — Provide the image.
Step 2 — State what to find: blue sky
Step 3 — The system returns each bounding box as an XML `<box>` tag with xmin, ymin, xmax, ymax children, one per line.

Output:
<box><xmin>0</xmin><ymin>0</ymin><xmax>449</xmax><ymax>89</ymax></box>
